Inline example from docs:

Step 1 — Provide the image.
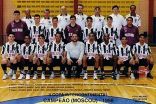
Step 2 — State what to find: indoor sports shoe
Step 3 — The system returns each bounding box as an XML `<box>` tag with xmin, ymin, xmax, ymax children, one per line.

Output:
<box><xmin>41</xmin><ymin>73</ymin><xmax>46</xmax><ymax>80</ymax></box>
<box><xmin>100</xmin><ymin>73</ymin><xmax>105</xmax><ymax>80</ymax></box>
<box><xmin>33</xmin><ymin>74</ymin><xmax>38</xmax><ymax>80</ymax></box>
<box><xmin>93</xmin><ymin>72</ymin><xmax>98</xmax><ymax>80</ymax></box>
<box><xmin>18</xmin><ymin>74</ymin><xmax>25</xmax><ymax>80</ymax></box>
<box><xmin>49</xmin><ymin>72</ymin><xmax>55</xmax><ymax>79</ymax></box>
<box><xmin>2</xmin><ymin>74</ymin><xmax>8</xmax><ymax>80</ymax></box>
<box><xmin>12</xmin><ymin>74</ymin><xmax>16</xmax><ymax>80</ymax></box>
<box><xmin>116</xmin><ymin>74</ymin><xmax>120</xmax><ymax>80</ymax></box>
<box><xmin>26</xmin><ymin>74</ymin><xmax>30</xmax><ymax>80</ymax></box>
<box><xmin>83</xmin><ymin>73</ymin><xmax>88</xmax><ymax>80</ymax></box>
<box><xmin>61</xmin><ymin>73</ymin><xmax>65</xmax><ymax>79</ymax></box>
<box><xmin>130</xmin><ymin>73</ymin><xmax>135</xmax><ymax>79</ymax></box>
<box><xmin>8</xmin><ymin>69</ymin><xmax>13</xmax><ymax>76</ymax></box>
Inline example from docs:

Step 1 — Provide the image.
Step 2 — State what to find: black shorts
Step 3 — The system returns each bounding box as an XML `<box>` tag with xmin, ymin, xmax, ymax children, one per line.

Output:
<box><xmin>87</xmin><ymin>58</ymin><xmax>95</xmax><ymax>66</ymax></box>
<box><xmin>52</xmin><ymin>58</ymin><xmax>62</xmax><ymax>66</ymax></box>
<box><xmin>23</xmin><ymin>59</ymin><xmax>30</xmax><ymax>66</ymax></box>
<box><xmin>139</xmin><ymin>59</ymin><xmax>148</xmax><ymax>66</ymax></box>
<box><xmin>103</xmin><ymin>59</ymin><xmax>113</xmax><ymax>66</ymax></box>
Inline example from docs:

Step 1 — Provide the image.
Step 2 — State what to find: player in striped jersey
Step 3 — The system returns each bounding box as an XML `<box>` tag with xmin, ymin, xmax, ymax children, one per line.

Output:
<box><xmin>82</xmin><ymin>33</ymin><xmax>99</xmax><ymax>80</ymax></box>
<box><xmin>20</xmin><ymin>35</ymin><xmax>34</xmax><ymax>80</ymax></box>
<box><xmin>46</xmin><ymin>17</ymin><xmax>64</xmax><ymax>43</ymax></box>
<box><xmin>116</xmin><ymin>36</ymin><xmax>136</xmax><ymax>80</ymax></box>
<box><xmin>32</xmin><ymin>34</ymin><xmax>49</xmax><ymax>80</ymax></box>
<box><xmin>133</xmin><ymin>34</ymin><xmax>154</xmax><ymax>79</ymax></box>
<box><xmin>1</xmin><ymin>33</ymin><xmax>20</xmax><ymax>80</ymax></box>
<box><xmin>47</xmin><ymin>32</ymin><xmax>66</xmax><ymax>79</ymax></box>
<box><xmin>82</xmin><ymin>16</ymin><xmax>95</xmax><ymax>42</ymax></box>
<box><xmin>102</xmin><ymin>16</ymin><xmax>118</xmax><ymax>45</ymax></box>
<box><xmin>29</xmin><ymin>14</ymin><xmax>46</xmax><ymax>44</ymax></box>
<box><xmin>99</xmin><ymin>33</ymin><xmax>117</xmax><ymax>80</ymax></box>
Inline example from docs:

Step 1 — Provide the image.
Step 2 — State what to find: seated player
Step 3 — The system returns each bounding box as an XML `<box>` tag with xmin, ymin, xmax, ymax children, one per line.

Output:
<box><xmin>47</xmin><ymin>32</ymin><xmax>66</xmax><ymax>79</ymax></box>
<box><xmin>99</xmin><ymin>33</ymin><xmax>117</xmax><ymax>80</ymax></box>
<box><xmin>65</xmin><ymin>33</ymin><xmax>84</xmax><ymax>78</ymax></box>
<box><xmin>116</xmin><ymin>36</ymin><xmax>136</xmax><ymax>80</ymax></box>
<box><xmin>133</xmin><ymin>34</ymin><xmax>154</xmax><ymax>79</ymax></box>
<box><xmin>19</xmin><ymin>35</ymin><xmax>34</xmax><ymax>80</ymax></box>
<box><xmin>32</xmin><ymin>34</ymin><xmax>49</xmax><ymax>80</ymax></box>
<box><xmin>82</xmin><ymin>32</ymin><xmax>99</xmax><ymax>80</ymax></box>
<box><xmin>1</xmin><ymin>33</ymin><xmax>20</xmax><ymax>80</ymax></box>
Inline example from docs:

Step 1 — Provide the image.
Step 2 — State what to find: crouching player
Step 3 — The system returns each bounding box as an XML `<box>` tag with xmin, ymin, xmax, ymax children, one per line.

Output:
<box><xmin>116</xmin><ymin>36</ymin><xmax>136</xmax><ymax>80</ymax></box>
<box><xmin>47</xmin><ymin>32</ymin><xmax>66</xmax><ymax>79</ymax></box>
<box><xmin>99</xmin><ymin>33</ymin><xmax>117</xmax><ymax>80</ymax></box>
<box><xmin>82</xmin><ymin>33</ymin><xmax>99</xmax><ymax>80</ymax></box>
<box><xmin>32</xmin><ymin>34</ymin><xmax>49</xmax><ymax>80</ymax></box>
<box><xmin>133</xmin><ymin>34</ymin><xmax>154</xmax><ymax>79</ymax></box>
<box><xmin>1</xmin><ymin>33</ymin><xmax>20</xmax><ymax>80</ymax></box>
<box><xmin>19</xmin><ymin>35</ymin><xmax>34</xmax><ymax>80</ymax></box>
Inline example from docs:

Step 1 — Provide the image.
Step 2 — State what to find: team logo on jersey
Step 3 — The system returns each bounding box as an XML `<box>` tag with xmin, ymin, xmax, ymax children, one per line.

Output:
<box><xmin>99</xmin><ymin>19</ymin><xmax>101</xmax><ymax>21</ymax></box>
<box><xmin>65</xmin><ymin>18</ymin><xmax>67</xmax><ymax>21</ymax></box>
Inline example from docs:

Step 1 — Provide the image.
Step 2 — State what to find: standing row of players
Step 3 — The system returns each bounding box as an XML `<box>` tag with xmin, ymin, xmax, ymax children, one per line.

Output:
<box><xmin>1</xmin><ymin>32</ymin><xmax>154</xmax><ymax>80</ymax></box>
<box><xmin>6</xmin><ymin>4</ymin><xmax>140</xmax><ymax>46</ymax></box>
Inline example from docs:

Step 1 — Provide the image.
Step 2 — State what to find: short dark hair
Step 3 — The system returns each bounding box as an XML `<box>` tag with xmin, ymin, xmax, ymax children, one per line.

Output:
<box><xmin>112</xmin><ymin>5</ymin><xmax>119</xmax><ymax>10</ymax></box>
<box><xmin>94</xmin><ymin>6</ymin><xmax>100</xmax><ymax>10</ymax></box>
<box><xmin>107</xmin><ymin>16</ymin><xmax>113</xmax><ymax>20</ymax></box>
<box><xmin>78</xmin><ymin>4</ymin><xmax>84</xmax><ymax>8</ymax></box>
<box><xmin>14</xmin><ymin>10</ymin><xmax>20</xmax><ymax>14</ymax></box>
<box><xmin>70</xmin><ymin>15</ymin><xmax>76</xmax><ymax>20</ymax></box>
<box><xmin>88</xmin><ymin>32</ymin><xmax>95</xmax><ymax>37</ymax></box>
<box><xmin>38</xmin><ymin>34</ymin><xmax>45</xmax><ymax>39</ymax></box>
<box><xmin>55</xmin><ymin>31</ymin><xmax>63</xmax><ymax>37</ymax></box>
<box><xmin>121</xmin><ymin>36</ymin><xmax>127</xmax><ymax>39</ymax></box>
<box><xmin>130</xmin><ymin>5</ymin><xmax>136</xmax><ymax>9</ymax></box>
<box><xmin>25</xmin><ymin>35</ymin><xmax>31</xmax><ymax>39</ymax></box>
<box><xmin>139</xmin><ymin>34</ymin><xmax>147</xmax><ymax>38</ymax></box>
<box><xmin>45</xmin><ymin>9</ymin><xmax>50</xmax><ymax>13</ymax></box>
<box><xmin>52</xmin><ymin>17</ymin><xmax>58</xmax><ymax>21</ymax></box>
<box><xmin>34</xmin><ymin>14</ymin><xmax>40</xmax><ymax>18</ymax></box>
<box><xmin>86</xmin><ymin>16</ymin><xmax>93</xmax><ymax>21</ymax></box>
<box><xmin>127</xmin><ymin>17</ymin><xmax>133</xmax><ymax>21</ymax></box>
<box><xmin>8</xmin><ymin>32</ymin><xmax>15</xmax><ymax>36</ymax></box>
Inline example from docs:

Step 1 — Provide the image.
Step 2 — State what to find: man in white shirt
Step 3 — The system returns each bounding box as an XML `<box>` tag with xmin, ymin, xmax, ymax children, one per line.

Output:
<box><xmin>91</xmin><ymin>6</ymin><xmax>105</xmax><ymax>43</ymax></box>
<box><xmin>125</xmin><ymin>5</ymin><xmax>141</xmax><ymax>29</ymax></box>
<box><xmin>22</xmin><ymin>9</ymin><xmax>34</xmax><ymax>28</ymax></box>
<box><xmin>40</xmin><ymin>9</ymin><xmax>52</xmax><ymax>29</ymax></box>
<box><xmin>110</xmin><ymin>5</ymin><xmax>125</xmax><ymax>32</ymax></box>
<box><xmin>65</xmin><ymin>33</ymin><xmax>84</xmax><ymax>78</ymax></box>
<box><xmin>57</xmin><ymin>6</ymin><xmax>70</xmax><ymax>29</ymax></box>
<box><xmin>75</xmin><ymin>4</ymin><xmax>87</xmax><ymax>29</ymax></box>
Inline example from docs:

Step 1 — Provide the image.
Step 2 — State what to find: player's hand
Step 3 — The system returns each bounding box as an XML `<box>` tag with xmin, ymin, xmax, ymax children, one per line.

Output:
<box><xmin>61</xmin><ymin>57</ymin><xmax>66</xmax><ymax>64</ymax></box>
<box><xmin>77</xmin><ymin>59</ymin><xmax>82</xmax><ymax>65</ymax></box>
<box><xmin>67</xmin><ymin>59</ymin><xmax>73</xmax><ymax>65</ymax></box>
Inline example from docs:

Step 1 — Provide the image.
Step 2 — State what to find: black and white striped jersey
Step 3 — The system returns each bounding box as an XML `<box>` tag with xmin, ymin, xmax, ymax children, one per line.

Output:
<box><xmin>46</xmin><ymin>26</ymin><xmax>64</xmax><ymax>43</ymax></box>
<box><xmin>133</xmin><ymin>42</ymin><xmax>151</xmax><ymax>59</ymax></box>
<box><xmin>20</xmin><ymin>43</ymin><xmax>34</xmax><ymax>59</ymax></box>
<box><xmin>94</xmin><ymin>27</ymin><xmax>103</xmax><ymax>40</ymax></box>
<box><xmin>33</xmin><ymin>42</ymin><xmax>49</xmax><ymax>60</ymax></box>
<box><xmin>99</xmin><ymin>40</ymin><xmax>116</xmax><ymax>60</ymax></box>
<box><xmin>48</xmin><ymin>41</ymin><xmax>65</xmax><ymax>59</ymax></box>
<box><xmin>29</xmin><ymin>24</ymin><xmax>46</xmax><ymax>44</ymax></box>
<box><xmin>84</xmin><ymin>40</ymin><xmax>99</xmax><ymax>59</ymax></box>
<box><xmin>82</xmin><ymin>27</ymin><xmax>95</xmax><ymax>42</ymax></box>
<box><xmin>117</xmin><ymin>44</ymin><xmax>132</xmax><ymax>61</ymax></box>
<box><xmin>102</xmin><ymin>24</ymin><xmax>118</xmax><ymax>43</ymax></box>
<box><xmin>1</xmin><ymin>42</ymin><xmax>20</xmax><ymax>58</ymax></box>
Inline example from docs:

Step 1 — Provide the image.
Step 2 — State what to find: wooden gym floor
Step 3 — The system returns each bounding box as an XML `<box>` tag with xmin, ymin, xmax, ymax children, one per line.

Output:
<box><xmin>0</xmin><ymin>47</ymin><xmax>156</xmax><ymax>104</ymax></box>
